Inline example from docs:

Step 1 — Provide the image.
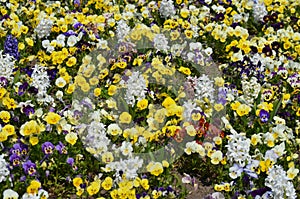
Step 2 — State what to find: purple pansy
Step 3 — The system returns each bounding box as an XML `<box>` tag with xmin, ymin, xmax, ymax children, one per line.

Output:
<box><xmin>56</xmin><ymin>141</ymin><xmax>68</xmax><ymax>154</ymax></box>
<box><xmin>18</xmin><ymin>82</ymin><xmax>29</xmax><ymax>96</ymax></box>
<box><xmin>66</xmin><ymin>157</ymin><xmax>74</xmax><ymax>166</ymax></box>
<box><xmin>41</xmin><ymin>142</ymin><xmax>55</xmax><ymax>155</ymax></box>
<box><xmin>9</xmin><ymin>154</ymin><xmax>21</xmax><ymax>166</ymax></box>
<box><xmin>23</xmin><ymin>106</ymin><xmax>35</xmax><ymax>116</ymax></box>
<box><xmin>22</xmin><ymin>160</ymin><xmax>36</xmax><ymax>176</ymax></box>
<box><xmin>74</xmin><ymin>0</ymin><xmax>80</xmax><ymax>6</ymax></box>
<box><xmin>0</xmin><ymin>77</ymin><xmax>8</xmax><ymax>87</ymax></box>
<box><xmin>10</xmin><ymin>143</ymin><xmax>22</xmax><ymax>156</ymax></box>
<box><xmin>259</xmin><ymin>109</ymin><xmax>270</xmax><ymax>123</ymax></box>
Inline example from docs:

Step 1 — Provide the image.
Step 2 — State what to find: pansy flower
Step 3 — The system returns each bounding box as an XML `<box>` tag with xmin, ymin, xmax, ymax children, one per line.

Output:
<box><xmin>22</xmin><ymin>160</ymin><xmax>37</xmax><ymax>176</ymax></box>
<box><xmin>55</xmin><ymin>141</ymin><xmax>67</xmax><ymax>154</ymax></box>
<box><xmin>259</xmin><ymin>109</ymin><xmax>270</xmax><ymax>123</ymax></box>
<box><xmin>41</xmin><ymin>142</ymin><xmax>55</xmax><ymax>155</ymax></box>
<box><xmin>17</xmin><ymin>82</ymin><xmax>29</xmax><ymax>96</ymax></box>
<box><xmin>9</xmin><ymin>143</ymin><xmax>22</xmax><ymax>156</ymax></box>
<box><xmin>3</xmin><ymin>189</ymin><xmax>19</xmax><ymax>199</ymax></box>
<box><xmin>9</xmin><ymin>154</ymin><xmax>20</xmax><ymax>167</ymax></box>
<box><xmin>0</xmin><ymin>77</ymin><xmax>8</xmax><ymax>87</ymax></box>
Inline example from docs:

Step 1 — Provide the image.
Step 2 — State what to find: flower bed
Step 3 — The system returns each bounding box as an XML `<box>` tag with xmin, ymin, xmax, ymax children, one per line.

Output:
<box><xmin>0</xmin><ymin>0</ymin><xmax>300</xmax><ymax>198</ymax></box>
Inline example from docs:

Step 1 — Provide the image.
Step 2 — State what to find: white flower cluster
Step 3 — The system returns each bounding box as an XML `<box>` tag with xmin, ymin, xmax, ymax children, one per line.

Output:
<box><xmin>0</xmin><ymin>154</ymin><xmax>9</xmax><ymax>183</ymax></box>
<box><xmin>265</xmin><ymin>165</ymin><xmax>297</xmax><ymax>199</ymax></box>
<box><xmin>31</xmin><ymin>64</ymin><xmax>54</xmax><ymax>104</ymax></box>
<box><xmin>194</xmin><ymin>74</ymin><xmax>215</xmax><ymax>103</ymax></box>
<box><xmin>116</xmin><ymin>20</ymin><xmax>131</xmax><ymax>41</ymax></box>
<box><xmin>252</xmin><ymin>1</ymin><xmax>268</xmax><ymax>22</ymax></box>
<box><xmin>225</xmin><ymin>130</ymin><xmax>251</xmax><ymax>167</ymax></box>
<box><xmin>120</xmin><ymin>71</ymin><xmax>147</xmax><ymax>107</ymax></box>
<box><xmin>241</xmin><ymin>77</ymin><xmax>261</xmax><ymax>104</ymax></box>
<box><xmin>154</xmin><ymin>34</ymin><xmax>169</xmax><ymax>52</ymax></box>
<box><xmin>159</xmin><ymin>0</ymin><xmax>176</xmax><ymax>18</ymax></box>
<box><xmin>34</xmin><ymin>18</ymin><xmax>53</xmax><ymax>39</ymax></box>
<box><xmin>104</xmin><ymin>157</ymin><xmax>143</xmax><ymax>179</ymax></box>
<box><xmin>83</xmin><ymin>121</ymin><xmax>110</xmax><ymax>158</ymax></box>
<box><xmin>0</xmin><ymin>50</ymin><xmax>15</xmax><ymax>81</ymax></box>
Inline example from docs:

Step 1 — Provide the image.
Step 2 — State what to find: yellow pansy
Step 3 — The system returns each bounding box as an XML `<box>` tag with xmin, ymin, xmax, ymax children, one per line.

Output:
<box><xmin>178</xmin><ymin>66</ymin><xmax>191</xmax><ymax>75</ymax></box>
<box><xmin>0</xmin><ymin>111</ymin><xmax>10</xmax><ymax>123</ymax></box>
<box><xmin>119</xmin><ymin>112</ymin><xmax>132</xmax><ymax>124</ymax></box>
<box><xmin>231</xmin><ymin>101</ymin><xmax>241</xmax><ymax>110</ymax></box>
<box><xmin>2</xmin><ymin>98</ymin><xmax>17</xmax><ymax>109</ymax></box>
<box><xmin>73</xmin><ymin>177</ymin><xmax>83</xmax><ymax>188</ymax></box>
<box><xmin>20</xmin><ymin>120</ymin><xmax>42</xmax><ymax>136</ymax></box>
<box><xmin>101</xmin><ymin>177</ymin><xmax>113</xmax><ymax>190</ymax></box>
<box><xmin>29</xmin><ymin>136</ymin><xmax>39</xmax><ymax>146</ymax></box>
<box><xmin>2</xmin><ymin>124</ymin><xmax>15</xmax><ymax>136</ymax></box>
<box><xmin>44</xmin><ymin>112</ymin><xmax>61</xmax><ymax>125</ymax></box>
<box><xmin>65</xmin><ymin>132</ymin><xmax>78</xmax><ymax>145</ymax></box>
<box><xmin>25</xmin><ymin>38</ymin><xmax>34</xmax><ymax>46</ymax></box>
<box><xmin>137</xmin><ymin>99</ymin><xmax>148</xmax><ymax>110</ymax></box>
<box><xmin>27</xmin><ymin>180</ymin><xmax>41</xmax><ymax>195</ymax></box>
<box><xmin>236</xmin><ymin>104</ymin><xmax>251</xmax><ymax>116</ymax></box>
<box><xmin>141</xmin><ymin>179</ymin><xmax>149</xmax><ymax>190</ymax></box>
<box><xmin>0</xmin><ymin>131</ymin><xmax>8</xmax><ymax>142</ymax></box>
<box><xmin>108</xmin><ymin>85</ymin><xmax>117</xmax><ymax>96</ymax></box>
<box><xmin>66</xmin><ymin>56</ymin><xmax>77</xmax><ymax>67</ymax></box>
<box><xmin>94</xmin><ymin>88</ymin><xmax>102</xmax><ymax>97</ymax></box>
<box><xmin>162</xmin><ymin>97</ymin><xmax>176</xmax><ymax>108</ymax></box>
<box><xmin>87</xmin><ymin>180</ymin><xmax>101</xmax><ymax>196</ymax></box>
<box><xmin>0</xmin><ymin>87</ymin><xmax>7</xmax><ymax>99</ymax></box>
<box><xmin>147</xmin><ymin>162</ymin><xmax>164</xmax><ymax>176</ymax></box>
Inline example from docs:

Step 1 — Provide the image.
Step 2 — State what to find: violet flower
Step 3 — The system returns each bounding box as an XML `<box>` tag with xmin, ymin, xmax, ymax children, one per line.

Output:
<box><xmin>10</xmin><ymin>143</ymin><xmax>22</xmax><ymax>156</ymax></box>
<box><xmin>56</xmin><ymin>141</ymin><xmax>68</xmax><ymax>154</ymax></box>
<box><xmin>22</xmin><ymin>160</ymin><xmax>36</xmax><ymax>176</ymax></box>
<box><xmin>23</xmin><ymin>106</ymin><xmax>35</xmax><ymax>116</ymax></box>
<box><xmin>0</xmin><ymin>77</ymin><xmax>8</xmax><ymax>87</ymax></box>
<box><xmin>9</xmin><ymin>154</ymin><xmax>20</xmax><ymax>166</ymax></box>
<box><xmin>259</xmin><ymin>109</ymin><xmax>270</xmax><ymax>123</ymax></box>
<box><xmin>41</xmin><ymin>142</ymin><xmax>55</xmax><ymax>155</ymax></box>
<box><xmin>66</xmin><ymin>157</ymin><xmax>74</xmax><ymax>166</ymax></box>
<box><xmin>18</xmin><ymin>82</ymin><xmax>29</xmax><ymax>96</ymax></box>
<box><xmin>74</xmin><ymin>0</ymin><xmax>80</xmax><ymax>6</ymax></box>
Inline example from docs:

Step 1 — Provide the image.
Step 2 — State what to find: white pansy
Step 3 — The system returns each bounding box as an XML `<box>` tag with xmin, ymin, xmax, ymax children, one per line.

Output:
<box><xmin>120</xmin><ymin>141</ymin><xmax>133</xmax><ymax>156</ymax></box>
<box><xmin>55</xmin><ymin>90</ymin><xmax>64</xmax><ymax>100</ymax></box>
<box><xmin>3</xmin><ymin>189</ymin><xmax>19</xmax><ymax>199</ymax></box>
<box><xmin>55</xmin><ymin>77</ymin><xmax>67</xmax><ymax>88</ymax></box>
<box><xmin>67</xmin><ymin>35</ymin><xmax>79</xmax><ymax>47</ymax></box>
<box><xmin>56</xmin><ymin>34</ymin><xmax>66</xmax><ymax>47</ymax></box>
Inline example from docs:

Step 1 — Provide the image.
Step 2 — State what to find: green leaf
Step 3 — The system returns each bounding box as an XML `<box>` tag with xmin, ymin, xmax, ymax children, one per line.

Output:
<box><xmin>13</xmin><ymin>70</ymin><xmax>20</xmax><ymax>84</ymax></box>
<box><xmin>269</xmin><ymin>97</ymin><xmax>282</xmax><ymax>121</ymax></box>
